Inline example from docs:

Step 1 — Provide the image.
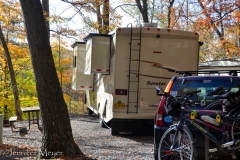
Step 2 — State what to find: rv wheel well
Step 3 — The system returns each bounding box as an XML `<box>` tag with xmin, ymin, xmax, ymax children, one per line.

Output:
<box><xmin>97</xmin><ymin>103</ymin><xmax>100</xmax><ymax>111</ymax></box>
<box><xmin>103</xmin><ymin>100</ymin><xmax>107</xmax><ymax>116</ymax></box>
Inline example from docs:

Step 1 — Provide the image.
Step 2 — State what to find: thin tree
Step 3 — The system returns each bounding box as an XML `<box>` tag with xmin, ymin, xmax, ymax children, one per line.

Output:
<box><xmin>62</xmin><ymin>0</ymin><xmax>121</xmax><ymax>34</ymax></box>
<box><xmin>197</xmin><ymin>0</ymin><xmax>239</xmax><ymax>58</ymax></box>
<box><xmin>19</xmin><ymin>0</ymin><xmax>84</xmax><ymax>158</ymax></box>
<box><xmin>135</xmin><ymin>0</ymin><xmax>149</xmax><ymax>22</ymax></box>
<box><xmin>167</xmin><ymin>0</ymin><xmax>175</xmax><ymax>28</ymax></box>
<box><xmin>0</xmin><ymin>25</ymin><xmax>22</xmax><ymax>120</ymax></box>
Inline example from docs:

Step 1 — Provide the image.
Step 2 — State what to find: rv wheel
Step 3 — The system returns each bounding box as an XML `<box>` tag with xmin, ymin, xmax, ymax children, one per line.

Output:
<box><xmin>87</xmin><ymin>108</ymin><xmax>94</xmax><ymax>115</ymax></box>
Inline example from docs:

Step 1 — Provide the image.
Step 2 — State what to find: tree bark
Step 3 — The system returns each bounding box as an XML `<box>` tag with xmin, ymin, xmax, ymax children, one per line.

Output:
<box><xmin>197</xmin><ymin>0</ymin><xmax>229</xmax><ymax>57</ymax></box>
<box><xmin>0</xmin><ymin>25</ymin><xmax>22</xmax><ymax>120</ymax></box>
<box><xmin>167</xmin><ymin>0</ymin><xmax>175</xmax><ymax>28</ymax></box>
<box><xmin>96</xmin><ymin>0</ymin><xmax>103</xmax><ymax>33</ymax></box>
<box><xmin>42</xmin><ymin>0</ymin><xmax>50</xmax><ymax>39</ymax></box>
<box><xmin>19</xmin><ymin>0</ymin><xmax>83</xmax><ymax>158</ymax></box>
<box><xmin>103</xmin><ymin>0</ymin><xmax>109</xmax><ymax>34</ymax></box>
<box><xmin>135</xmin><ymin>0</ymin><xmax>149</xmax><ymax>23</ymax></box>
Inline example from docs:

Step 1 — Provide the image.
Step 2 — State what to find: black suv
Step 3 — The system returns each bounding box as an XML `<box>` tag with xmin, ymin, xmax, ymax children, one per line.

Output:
<box><xmin>154</xmin><ymin>70</ymin><xmax>240</xmax><ymax>160</ymax></box>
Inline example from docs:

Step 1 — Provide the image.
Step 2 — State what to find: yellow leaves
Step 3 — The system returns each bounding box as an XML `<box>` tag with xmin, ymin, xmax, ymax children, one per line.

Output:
<box><xmin>233</xmin><ymin>10</ymin><xmax>240</xmax><ymax>22</ymax></box>
<box><xmin>0</xmin><ymin>0</ymin><xmax>23</xmax><ymax>26</ymax></box>
<box><xmin>63</xmin><ymin>94</ymin><xmax>72</xmax><ymax>102</ymax></box>
<box><xmin>20</xmin><ymin>96</ymin><xmax>38</xmax><ymax>106</ymax></box>
<box><xmin>8</xmin><ymin>43</ymin><xmax>29</xmax><ymax>59</ymax></box>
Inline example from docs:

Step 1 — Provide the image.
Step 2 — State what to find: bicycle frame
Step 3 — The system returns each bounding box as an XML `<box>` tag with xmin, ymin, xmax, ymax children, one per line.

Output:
<box><xmin>172</xmin><ymin>106</ymin><xmax>240</xmax><ymax>151</ymax></box>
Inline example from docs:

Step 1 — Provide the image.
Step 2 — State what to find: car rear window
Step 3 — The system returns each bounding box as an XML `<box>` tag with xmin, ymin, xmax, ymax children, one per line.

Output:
<box><xmin>170</xmin><ymin>77</ymin><xmax>240</xmax><ymax>106</ymax></box>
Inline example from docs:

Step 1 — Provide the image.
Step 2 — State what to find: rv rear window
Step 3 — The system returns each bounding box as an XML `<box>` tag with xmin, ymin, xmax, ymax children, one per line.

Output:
<box><xmin>171</xmin><ymin>78</ymin><xmax>240</xmax><ymax>103</ymax></box>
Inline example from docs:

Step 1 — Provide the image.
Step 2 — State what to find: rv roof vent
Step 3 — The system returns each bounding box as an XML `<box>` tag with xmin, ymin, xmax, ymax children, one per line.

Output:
<box><xmin>142</xmin><ymin>23</ymin><xmax>157</xmax><ymax>28</ymax></box>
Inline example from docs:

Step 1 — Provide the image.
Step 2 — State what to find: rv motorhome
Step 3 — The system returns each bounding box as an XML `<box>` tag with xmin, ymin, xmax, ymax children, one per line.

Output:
<box><xmin>72</xmin><ymin>24</ymin><xmax>201</xmax><ymax>135</ymax></box>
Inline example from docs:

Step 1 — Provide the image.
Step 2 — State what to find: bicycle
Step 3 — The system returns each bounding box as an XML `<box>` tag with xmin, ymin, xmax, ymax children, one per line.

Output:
<box><xmin>204</xmin><ymin>86</ymin><xmax>240</xmax><ymax>142</ymax></box>
<box><xmin>155</xmin><ymin>86</ymin><xmax>240</xmax><ymax>160</ymax></box>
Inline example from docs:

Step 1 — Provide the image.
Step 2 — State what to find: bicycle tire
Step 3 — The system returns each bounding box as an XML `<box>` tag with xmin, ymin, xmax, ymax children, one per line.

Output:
<box><xmin>231</xmin><ymin>109</ymin><xmax>240</xmax><ymax>158</ymax></box>
<box><xmin>158</xmin><ymin>124</ymin><xmax>195</xmax><ymax>160</ymax></box>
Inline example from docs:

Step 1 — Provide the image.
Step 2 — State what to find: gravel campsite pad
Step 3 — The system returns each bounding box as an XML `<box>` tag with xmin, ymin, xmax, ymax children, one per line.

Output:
<box><xmin>1</xmin><ymin>114</ymin><xmax>154</xmax><ymax>160</ymax></box>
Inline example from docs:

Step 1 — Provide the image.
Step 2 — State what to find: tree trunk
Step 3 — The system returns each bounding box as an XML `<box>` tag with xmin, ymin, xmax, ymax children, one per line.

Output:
<box><xmin>103</xmin><ymin>0</ymin><xmax>109</xmax><ymax>34</ymax></box>
<box><xmin>0</xmin><ymin>25</ymin><xmax>22</xmax><ymax>120</ymax></box>
<box><xmin>19</xmin><ymin>0</ymin><xmax>83</xmax><ymax>158</ymax></box>
<box><xmin>135</xmin><ymin>0</ymin><xmax>149</xmax><ymax>23</ymax></box>
<box><xmin>96</xmin><ymin>0</ymin><xmax>103</xmax><ymax>33</ymax></box>
<box><xmin>167</xmin><ymin>0</ymin><xmax>175</xmax><ymax>29</ymax></box>
<box><xmin>42</xmin><ymin>0</ymin><xmax>50</xmax><ymax>39</ymax></box>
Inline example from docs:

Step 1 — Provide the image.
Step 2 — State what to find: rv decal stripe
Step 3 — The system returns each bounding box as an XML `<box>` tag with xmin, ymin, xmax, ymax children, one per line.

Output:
<box><xmin>129</xmin><ymin>72</ymin><xmax>171</xmax><ymax>79</ymax></box>
<box><xmin>138</xmin><ymin>60</ymin><xmax>182</xmax><ymax>71</ymax></box>
<box><xmin>153</xmin><ymin>51</ymin><xmax>161</xmax><ymax>53</ymax></box>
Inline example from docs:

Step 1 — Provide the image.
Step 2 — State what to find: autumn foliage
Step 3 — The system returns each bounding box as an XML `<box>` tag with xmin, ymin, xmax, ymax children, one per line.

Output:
<box><xmin>0</xmin><ymin>0</ymin><xmax>239</xmax><ymax>119</ymax></box>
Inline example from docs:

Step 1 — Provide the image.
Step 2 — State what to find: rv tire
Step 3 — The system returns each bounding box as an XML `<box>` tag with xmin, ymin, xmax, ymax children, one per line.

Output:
<box><xmin>87</xmin><ymin>108</ymin><xmax>94</xmax><ymax>115</ymax></box>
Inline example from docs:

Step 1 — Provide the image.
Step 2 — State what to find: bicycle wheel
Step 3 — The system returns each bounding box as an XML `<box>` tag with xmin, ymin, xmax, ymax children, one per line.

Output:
<box><xmin>158</xmin><ymin>124</ymin><xmax>195</xmax><ymax>160</ymax></box>
<box><xmin>231</xmin><ymin>110</ymin><xmax>240</xmax><ymax>157</ymax></box>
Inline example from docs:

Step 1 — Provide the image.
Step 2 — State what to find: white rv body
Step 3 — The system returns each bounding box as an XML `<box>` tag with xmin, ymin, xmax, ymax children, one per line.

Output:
<box><xmin>71</xmin><ymin>42</ymin><xmax>94</xmax><ymax>90</ymax></box>
<box><xmin>199</xmin><ymin>59</ymin><xmax>240</xmax><ymax>76</ymax></box>
<box><xmin>72</xmin><ymin>26</ymin><xmax>200</xmax><ymax>135</ymax></box>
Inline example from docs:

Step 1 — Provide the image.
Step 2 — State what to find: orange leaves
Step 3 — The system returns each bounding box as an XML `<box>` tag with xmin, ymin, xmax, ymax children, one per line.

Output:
<box><xmin>8</xmin><ymin>43</ymin><xmax>29</xmax><ymax>58</ymax></box>
<box><xmin>202</xmin><ymin>9</ymin><xmax>208</xmax><ymax>15</ymax></box>
<box><xmin>234</xmin><ymin>10</ymin><xmax>240</xmax><ymax>21</ymax></box>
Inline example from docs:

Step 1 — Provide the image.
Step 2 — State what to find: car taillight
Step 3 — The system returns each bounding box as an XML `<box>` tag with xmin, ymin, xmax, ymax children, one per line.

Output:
<box><xmin>156</xmin><ymin>77</ymin><xmax>175</xmax><ymax>126</ymax></box>
<box><xmin>156</xmin><ymin>96</ymin><xmax>166</xmax><ymax>126</ymax></box>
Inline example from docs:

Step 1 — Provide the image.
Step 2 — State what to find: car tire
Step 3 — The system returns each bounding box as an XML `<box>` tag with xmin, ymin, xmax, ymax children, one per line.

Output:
<box><xmin>154</xmin><ymin>152</ymin><xmax>158</xmax><ymax>160</ymax></box>
<box><xmin>153</xmin><ymin>115</ymin><xmax>158</xmax><ymax>160</ymax></box>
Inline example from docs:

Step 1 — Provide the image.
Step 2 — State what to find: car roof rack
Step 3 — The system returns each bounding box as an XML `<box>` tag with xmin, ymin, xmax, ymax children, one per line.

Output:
<box><xmin>169</xmin><ymin>70</ymin><xmax>240</xmax><ymax>77</ymax></box>
<box><xmin>158</xmin><ymin>65</ymin><xmax>240</xmax><ymax>76</ymax></box>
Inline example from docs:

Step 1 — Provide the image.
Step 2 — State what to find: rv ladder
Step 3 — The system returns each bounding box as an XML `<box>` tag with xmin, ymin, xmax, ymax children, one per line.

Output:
<box><xmin>126</xmin><ymin>23</ymin><xmax>142</xmax><ymax>114</ymax></box>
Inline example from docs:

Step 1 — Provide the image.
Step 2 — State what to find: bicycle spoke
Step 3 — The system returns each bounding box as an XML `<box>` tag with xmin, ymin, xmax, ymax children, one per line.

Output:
<box><xmin>159</xmin><ymin>125</ymin><xmax>194</xmax><ymax>160</ymax></box>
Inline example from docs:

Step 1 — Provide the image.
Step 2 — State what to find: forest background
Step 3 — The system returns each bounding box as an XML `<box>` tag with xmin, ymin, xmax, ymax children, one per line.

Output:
<box><xmin>0</xmin><ymin>0</ymin><xmax>239</xmax><ymax>120</ymax></box>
